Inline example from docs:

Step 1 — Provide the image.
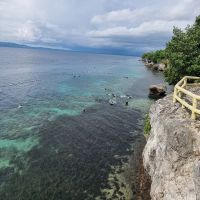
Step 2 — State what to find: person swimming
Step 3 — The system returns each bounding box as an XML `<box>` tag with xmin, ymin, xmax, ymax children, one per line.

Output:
<box><xmin>18</xmin><ymin>104</ymin><xmax>23</xmax><ymax>108</ymax></box>
<box><xmin>109</xmin><ymin>99</ymin><xmax>114</xmax><ymax>105</ymax></box>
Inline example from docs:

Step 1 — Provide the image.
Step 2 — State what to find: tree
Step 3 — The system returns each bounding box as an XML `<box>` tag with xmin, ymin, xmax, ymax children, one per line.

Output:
<box><xmin>152</xmin><ymin>49</ymin><xmax>166</xmax><ymax>63</ymax></box>
<box><xmin>141</xmin><ymin>51</ymin><xmax>154</xmax><ymax>60</ymax></box>
<box><xmin>164</xmin><ymin>15</ymin><xmax>200</xmax><ymax>85</ymax></box>
<box><xmin>141</xmin><ymin>49</ymin><xmax>167</xmax><ymax>63</ymax></box>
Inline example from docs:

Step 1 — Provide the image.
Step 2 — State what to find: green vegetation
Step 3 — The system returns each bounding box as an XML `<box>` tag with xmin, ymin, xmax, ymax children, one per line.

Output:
<box><xmin>141</xmin><ymin>51</ymin><xmax>154</xmax><ymax>61</ymax></box>
<box><xmin>142</xmin><ymin>15</ymin><xmax>200</xmax><ymax>85</ymax></box>
<box><xmin>144</xmin><ymin>114</ymin><xmax>151</xmax><ymax>134</ymax></box>
<box><xmin>164</xmin><ymin>15</ymin><xmax>200</xmax><ymax>85</ymax></box>
<box><xmin>152</xmin><ymin>49</ymin><xmax>166</xmax><ymax>64</ymax></box>
<box><xmin>141</xmin><ymin>49</ymin><xmax>167</xmax><ymax>64</ymax></box>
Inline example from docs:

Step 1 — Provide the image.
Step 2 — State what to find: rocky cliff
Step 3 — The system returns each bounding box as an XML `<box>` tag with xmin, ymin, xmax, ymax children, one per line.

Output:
<box><xmin>143</xmin><ymin>92</ymin><xmax>200</xmax><ymax>200</ymax></box>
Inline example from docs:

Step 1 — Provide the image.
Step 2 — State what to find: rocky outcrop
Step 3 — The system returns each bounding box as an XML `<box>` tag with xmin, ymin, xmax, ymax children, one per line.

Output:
<box><xmin>142</xmin><ymin>58</ymin><xmax>149</xmax><ymax>62</ymax></box>
<box><xmin>149</xmin><ymin>84</ymin><xmax>167</xmax><ymax>96</ymax></box>
<box><xmin>152</xmin><ymin>63</ymin><xmax>167</xmax><ymax>71</ymax></box>
<box><xmin>145</xmin><ymin>63</ymin><xmax>153</xmax><ymax>67</ymax></box>
<box><xmin>145</xmin><ymin>61</ymin><xmax>154</xmax><ymax>67</ymax></box>
<box><xmin>143</xmin><ymin>92</ymin><xmax>200</xmax><ymax>200</ymax></box>
<box><xmin>141</xmin><ymin>58</ymin><xmax>169</xmax><ymax>71</ymax></box>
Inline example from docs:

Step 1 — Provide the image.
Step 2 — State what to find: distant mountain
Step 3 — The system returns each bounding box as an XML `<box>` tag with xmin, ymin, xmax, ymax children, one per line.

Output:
<box><xmin>0</xmin><ymin>42</ymin><xmax>35</xmax><ymax>49</ymax></box>
<box><xmin>0</xmin><ymin>42</ymin><xmax>142</xmax><ymax>56</ymax></box>
<box><xmin>0</xmin><ymin>42</ymin><xmax>64</xmax><ymax>51</ymax></box>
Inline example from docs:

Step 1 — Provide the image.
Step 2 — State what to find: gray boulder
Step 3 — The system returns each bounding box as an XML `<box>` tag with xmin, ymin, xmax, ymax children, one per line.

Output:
<box><xmin>151</xmin><ymin>64</ymin><xmax>159</xmax><ymax>70</ymax></box>
<box><xmin>149</xmin><ymin>84</ymin><xmax>167</xmax><ymax>96</ymax></box>
<box><xmin>158</xmin><ymin>63</ymin><xmax>167</xmax><ymax>71</ymax></box>
<box><xmin>152</xmin><ymin>63</ymin><xmax>167</xmax><ymax>71</ymax></box>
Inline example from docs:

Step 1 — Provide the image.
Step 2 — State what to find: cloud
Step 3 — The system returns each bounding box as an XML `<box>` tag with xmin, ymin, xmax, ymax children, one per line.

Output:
<box><xmin>86</xmin><ymin>20</ymin><xmax>192</xmax><ymax>50</ymax></box>
<box><xmin>0</xmin><ymin>0</ymin><xmax>200</xmax><ymax>55</ymax></box>
<box><xmin>40</xmin><ymin>38</ymin><xmax>60</xmax><ymax>43</ymax></box>
<box><xmin>16</xmin><ymin>19</ymin><xmax>90</xmax><ymax>48</ymax></box>
<box><xmin>88</xmin><ymin>21</ymin><xmax>173</xmax><ymax>38</ymax></box>
<box><xmin>17</xmin><ymin>20</ymin><xmax>42</xmax><ymax>42</ymax></box>
<box><xmin>156</xmin><ymin>0</ymin><xmax>200</xmax><ymax>21</ymax></box>
<box><xmin>87</xmin><ymin>0</ymin><xmax>200</xmax><ymax>53</ymax></box>
<box><xmin>91</xmin><ymin>0</ymin><xmax>200</xmax><ymax>26</ymax></box>
<box><xmin>91</xmin><ymin>8</ymin><xmax>155</xmax><ymax>25</ymax></box>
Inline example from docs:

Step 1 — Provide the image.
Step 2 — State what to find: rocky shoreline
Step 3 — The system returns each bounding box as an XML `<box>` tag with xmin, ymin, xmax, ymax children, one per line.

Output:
<box><xmin>141</xmin><ymin>58</ymin><xmax>169</xmax><ymax>72</ymax></box>
<box><xmin>143</xmin><ymin>89</ymin><xmax>200</xmax><ymax>199</ymax></box>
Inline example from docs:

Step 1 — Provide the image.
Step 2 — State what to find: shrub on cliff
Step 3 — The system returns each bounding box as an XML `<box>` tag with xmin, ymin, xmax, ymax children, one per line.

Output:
<box><xmin>142</xmin><ymin>49</ymin><xmax>167</xmax><ymax>64</ymax></box>
<box><xmin>144</xmin><ymin>114</ymin><xmax>151</xmax><ymax>134</ymax></box>
<box><xmin>164</xmin><ymin>15</ymin><xmax>200</xmax><ymax>85</ymax></box>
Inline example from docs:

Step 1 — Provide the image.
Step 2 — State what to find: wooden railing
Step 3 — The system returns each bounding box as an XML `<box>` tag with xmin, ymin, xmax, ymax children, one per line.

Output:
<box><xmin>173</xmin><ymin>76</ymin><xmax>200</xmax><ymax>120</ymax></box>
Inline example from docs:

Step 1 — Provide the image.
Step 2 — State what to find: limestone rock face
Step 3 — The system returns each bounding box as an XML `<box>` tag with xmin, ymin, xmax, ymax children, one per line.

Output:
<box><xmin>158</xmin><ymin>63</ymin><xmax>167</xmax><ymax>71</ymax></box>
<box><xmin>151</xmin><ymin>63</ymin><xmax>167</xmax><ymax>71</ymax></box>
<box><xmin>151</xmin><ymin>64</ymin><xmax>159</xmax><ymax>70</ymax></box>
<box><xmin>143</xmin><ymin>93</ymin><xmax>200</xmax><ymax>200</ymax></box>
<box><xmin>149</xmin><ymin>84</ymin><xmax>167</xmax><ymax>96</ymax></box>
<box><xmin>145</xmin><ymin>62</ymin><xmax>153</xmax><ymax>67</ymax></box>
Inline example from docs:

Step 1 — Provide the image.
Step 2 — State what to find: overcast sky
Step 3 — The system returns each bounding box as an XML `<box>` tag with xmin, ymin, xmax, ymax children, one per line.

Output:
<box><xmin>0</xmin><ymin>0</ymin><xmax>200</xmax><ymax>55</ymax></box>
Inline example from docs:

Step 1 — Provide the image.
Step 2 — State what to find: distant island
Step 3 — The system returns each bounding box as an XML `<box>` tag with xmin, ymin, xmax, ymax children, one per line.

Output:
<box><xmin>0</xmin><ymin>42</ymin><xmax>143</xmax><ymax>56</ymax></box>
<box><xmin>0</xmin><ymin>42</ymin><xmax>69</xmax><ymax>52</ymax></box>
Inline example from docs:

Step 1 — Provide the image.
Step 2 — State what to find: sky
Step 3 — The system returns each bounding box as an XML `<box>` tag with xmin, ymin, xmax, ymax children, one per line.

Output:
<box><xmin>0</xmin><ymin>0</ymin><xmax>200</xmax><ymax>55</ymax></box>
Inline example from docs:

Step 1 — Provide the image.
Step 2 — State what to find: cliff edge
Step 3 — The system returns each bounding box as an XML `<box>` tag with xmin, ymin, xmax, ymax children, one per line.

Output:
<box><xmin>143</xmin><ymin>91</ymin><xmax>200</xmax><ymax>199</ymax></box>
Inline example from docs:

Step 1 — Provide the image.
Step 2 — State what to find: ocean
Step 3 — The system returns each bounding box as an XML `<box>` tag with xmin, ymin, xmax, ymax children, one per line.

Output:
<box><xmin>0</xmin><ymin>47</ymin><xmax>173</xmax><ymax>200</ymax></box>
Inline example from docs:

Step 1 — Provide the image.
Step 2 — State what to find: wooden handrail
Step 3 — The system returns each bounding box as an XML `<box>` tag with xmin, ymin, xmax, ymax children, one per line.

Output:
<box><xmin>173</xmin><ymin>76</ymin><xmax>200</xmax><ymax>120</ymax></box>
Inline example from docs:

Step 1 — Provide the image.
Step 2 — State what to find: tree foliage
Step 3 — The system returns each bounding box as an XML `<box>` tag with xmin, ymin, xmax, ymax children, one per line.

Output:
<box><xmin>141</xmin><ymin>51</ymin><xmax>154</xmax><ymax>60</ymax></box>
<box><xmin>164</xmin><ymin>15</ymin><xmax>200</xmax><ymax>85</ymax></box>
<box><xmin>141</xmin><ymin>49</ymin><xmax>167</xmax><ymax>63</ymax></box>
<box><xmin>152</xmin><ymin>49</ymin><xmax>166</xmax><ymax>63</ymax></box>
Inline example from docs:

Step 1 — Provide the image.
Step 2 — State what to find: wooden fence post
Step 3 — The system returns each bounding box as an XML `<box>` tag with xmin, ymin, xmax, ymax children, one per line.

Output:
<box><xmin>179</xmin><ymin>91</ymin><xmax>182</xmax><ymax>98</ymax></box>
<box><xmin>191</xmin><ymin>98</ymin><xmax>198</xmax><ymax>120</ymax></box>
<box><xmin>182</xmin><ymin>100</ymin><xmax>185</xmax><ymax>109</ymax></box>
<box><xmin>184</xmin><ymin>78</ymin><xmax>187</xmax><ymax>88</ymax></box>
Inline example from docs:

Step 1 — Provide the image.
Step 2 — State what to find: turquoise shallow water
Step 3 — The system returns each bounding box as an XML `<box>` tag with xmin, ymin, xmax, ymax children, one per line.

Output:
<box><xmin>0</xmin><ymin>47</ymin><xmax>173</xmax><ymax>199</ymax></box>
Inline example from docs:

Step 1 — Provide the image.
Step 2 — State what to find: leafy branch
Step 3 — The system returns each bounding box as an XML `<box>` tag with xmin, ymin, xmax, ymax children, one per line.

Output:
<box><xmin>144</xmin><ymin>114</ymin><xmax>151</xmax><ymax>134</ymax></box>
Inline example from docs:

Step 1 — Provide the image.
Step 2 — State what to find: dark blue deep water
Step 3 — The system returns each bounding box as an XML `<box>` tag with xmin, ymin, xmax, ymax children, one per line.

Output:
<box><xmin>0</xmin><ymin>47</ymin><xmax>173</xmax><ymax>200</ymax></box>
